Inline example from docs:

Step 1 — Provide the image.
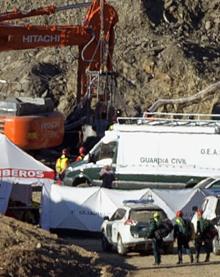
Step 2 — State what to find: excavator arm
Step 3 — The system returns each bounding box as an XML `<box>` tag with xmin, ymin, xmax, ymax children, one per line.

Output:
<box><xmin>0</xmin><ymin>5</ymin><xmax>57</xmax><ymax>22</ymax></box>
<box><xmin>0</xmin><ymin>0</ymin><xmax>118</xmax><ymax>150</ymax></box>
<box><xmin>0</xmin><ymin>0</ymin><xmax>118</xmax><ymax>100</ymax></box>
<box><xmin>0</xmin><ymin>24</ymin><xmax>91</xmax><ymax>50</ymax></box>
<box><xmin>0</xmin><ymin>2</ymin><xmax>91</xmax><ymax>22</ymax></box>
<box><xmin>0</xmin><ymin>2</ymin><xmax>93</xmax><ymax>50</ymax></box>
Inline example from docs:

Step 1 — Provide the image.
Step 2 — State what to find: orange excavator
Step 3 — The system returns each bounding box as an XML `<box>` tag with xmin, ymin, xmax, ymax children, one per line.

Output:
<box><xmin>0</xmin><ymin>0</ymin><xmax>118</xmax><ymax>150</ymax></box>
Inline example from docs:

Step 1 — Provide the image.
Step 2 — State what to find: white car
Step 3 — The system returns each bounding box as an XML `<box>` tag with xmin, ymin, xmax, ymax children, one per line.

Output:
<box><xmin>100</xmin><ymin>200</ymin><xmax>174</xmax><ymax>255</ymax></box>
<box><xmin>193</xmin><ymin>177</ymin><xmax>220</xmax><ymax>194</ymax></box>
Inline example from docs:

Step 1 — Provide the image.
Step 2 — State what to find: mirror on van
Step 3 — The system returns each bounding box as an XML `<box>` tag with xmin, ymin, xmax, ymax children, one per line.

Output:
<box><xmin>103</xmin><ymin>216</ymin><xmax>109</xmax><ymax>221</ymax></box>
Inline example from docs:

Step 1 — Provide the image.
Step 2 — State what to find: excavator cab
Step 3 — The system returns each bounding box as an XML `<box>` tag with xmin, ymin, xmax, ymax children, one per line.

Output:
<box><xmin>0</xmin><ymin>97</ymin><xmax>64</xmax><ymax>150</ymax></box>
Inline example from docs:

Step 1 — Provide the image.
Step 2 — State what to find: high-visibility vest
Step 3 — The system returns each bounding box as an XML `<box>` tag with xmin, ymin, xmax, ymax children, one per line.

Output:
<box><xmin>55</xmin><ymin>155</ymin><xmax>69</xmax><ymax>174</ymax></box>
<box><xmin>176</xmin><ymin>217</ymin><xmax>187</xmax><ymax>234</ymax></box>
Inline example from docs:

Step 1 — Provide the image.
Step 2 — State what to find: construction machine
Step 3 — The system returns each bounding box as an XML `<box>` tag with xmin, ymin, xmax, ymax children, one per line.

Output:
<box><xmin>0</xmin><ymin>0</ymin><xmax>118</xmax><ymax>150</ymax></box>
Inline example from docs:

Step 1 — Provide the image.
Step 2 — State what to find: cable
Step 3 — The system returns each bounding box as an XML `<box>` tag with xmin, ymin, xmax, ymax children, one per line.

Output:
<box><xmin>81</xmin><ymin>30</ymin><xmax>98</xmax><ymax>63</ymax></box>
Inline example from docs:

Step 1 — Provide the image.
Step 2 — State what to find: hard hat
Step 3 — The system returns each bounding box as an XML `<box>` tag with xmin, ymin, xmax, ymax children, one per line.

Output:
<box><xmin>176</xmin><ymin>210</ymin><xmax>183</xmax><ymax>217</ymax></box>
<box><xmin>153</xmin><ymin>212</ymin><xmax>160</xmax><ymax>218</ymax></box>
<box><xmin>62</xmin><ymin>148</ymin><xmax>69</xmax><ymax>155</ymax></box>
<box><xmin>79</xmin><ymin>146</ymin><xmax>85</xmax><ymax>155</ymax></box>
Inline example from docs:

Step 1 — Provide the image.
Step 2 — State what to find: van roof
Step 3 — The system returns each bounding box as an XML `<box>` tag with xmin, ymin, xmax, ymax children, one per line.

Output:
<box><xmin>112</xmin><ymin>124</ymin><xmax>219</xmax><ymax>134</ymax></box>
<box><xmin>112</xmin><ymin>112</ymin><xmax>220</xmax><ymax>134</ymax></box>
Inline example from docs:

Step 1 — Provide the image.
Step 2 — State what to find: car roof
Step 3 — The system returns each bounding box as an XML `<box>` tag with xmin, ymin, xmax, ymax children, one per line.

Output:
<box><xmin>205</xmin><ymin>195</ymin><xmax>220</xmax><ymax>200</ymax></box>
<box><xmin>194</xmin><ymin>177</ymin><xmax>220</xmax><ymax>188</ymax></box>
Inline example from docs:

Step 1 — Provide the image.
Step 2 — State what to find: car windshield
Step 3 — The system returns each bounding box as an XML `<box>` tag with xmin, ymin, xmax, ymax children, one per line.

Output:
<box><xmin>129</xmin><ymin>209</ymin><xmax>167</xmax><ymax>223</ymax></box>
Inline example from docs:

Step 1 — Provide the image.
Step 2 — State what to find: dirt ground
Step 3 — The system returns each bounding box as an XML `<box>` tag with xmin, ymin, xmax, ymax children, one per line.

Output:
<box><xmin>0</xmin><ymin>215</ymin><xmax>126</xmax><ymax>277</ymax></box>
<box><xmin>1</xmin><ymin>214</ymin><xmax>220</xmax><ymax>277</ymax></box>
<box><xmin>69</xmin><ymin>237</ymin><xmax>220</xmax><ymax>277</ymax></box>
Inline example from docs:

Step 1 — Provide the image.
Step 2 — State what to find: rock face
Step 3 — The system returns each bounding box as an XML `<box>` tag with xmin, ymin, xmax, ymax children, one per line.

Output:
<box><xmin>0</xmin><ymin>0</ymin><xmax>220</xmax><ymax>117</ymax></box>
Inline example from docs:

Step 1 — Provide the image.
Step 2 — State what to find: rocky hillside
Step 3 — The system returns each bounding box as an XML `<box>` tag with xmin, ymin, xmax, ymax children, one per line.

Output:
<box><xmin>0</xmin><ymin>0</ymin><xmax>220</xmax><ymax>117</ymax></box>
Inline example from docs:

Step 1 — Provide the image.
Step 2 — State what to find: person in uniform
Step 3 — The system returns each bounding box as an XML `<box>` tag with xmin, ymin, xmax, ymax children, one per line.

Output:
<box><xmin>148</xmin><ymin>212</ymin><xmax>163</xmax><ymax>266</ymax></box>
<box><xmin>174</xmin><ymin>210</ymin><xmax>194</xmax><ymax>264</ymax></box>
<box><xmin>99</xmin><ymin>165</ymin><xmax>115</xmax><ymax>188</ymax></box>
<box><xmin>75</xmin><ymin>146</ymin><xmax>86</xmax><ymax>161</ymax></box>
<box><xmin>195</xmin><ymin>208</ymin><xmax>213</xmax><ymax>263</ymax></box>
<box><xmin>55</xmin><ymin>148</ymin><xmax>70</xmax><ymax>180</ymax></box>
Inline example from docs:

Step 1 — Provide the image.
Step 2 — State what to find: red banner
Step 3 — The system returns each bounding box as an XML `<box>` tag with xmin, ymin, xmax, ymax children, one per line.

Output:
<box><xmin>0</xmin><ymin>168</ymin><xmax>55</xmax><ymax>179</ymax></box>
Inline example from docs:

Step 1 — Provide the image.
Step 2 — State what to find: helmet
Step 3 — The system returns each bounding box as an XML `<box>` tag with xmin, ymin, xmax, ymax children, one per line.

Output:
<box><xmin>62</xmin><ymin>148</ymin><xmax>69</xmax><ymax>155</ymax></box>
<box><xmin>79</xmin><ymin>146</ymin><xmax>85</xmax><ymax>155</ymax></box>
<box><xmin>153</xmin><ymin>212</ymin><xmax>160</xmax><ymax>219</ymax></box>
<box><xmin>176</xmin><ymin>210</ymin><xmax>183</xmax><ymax>217</ymax></box>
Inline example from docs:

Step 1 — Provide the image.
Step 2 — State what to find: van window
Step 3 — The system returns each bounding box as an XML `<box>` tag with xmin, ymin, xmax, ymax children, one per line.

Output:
<box><xmin>92</xmin><ymin>141</ymin><xmax>117</xmax><ymax>162</ymax></box>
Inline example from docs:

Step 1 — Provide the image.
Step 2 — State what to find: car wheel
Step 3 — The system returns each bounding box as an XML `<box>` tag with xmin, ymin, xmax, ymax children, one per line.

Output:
<box><xmin>213</xmin><ymin>236</ymin><xmax>220</xmax><ymax>255</ymax></box>
<box><xmin>101</xmin><ymin>233</ymin><xmax>112</xmax><ymax>252</ymax></box>
<box><xmin>117</xmin><ymin>235</ymin><xmax>127</xmax><ymax>255</ymax></box>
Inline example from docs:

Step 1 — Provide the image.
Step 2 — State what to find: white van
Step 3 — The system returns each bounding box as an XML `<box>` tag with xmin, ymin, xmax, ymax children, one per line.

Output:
<box><xmin>63</xmin><ymin>113</ymin><xmax>220</xmax><ymax>189</ymax></box>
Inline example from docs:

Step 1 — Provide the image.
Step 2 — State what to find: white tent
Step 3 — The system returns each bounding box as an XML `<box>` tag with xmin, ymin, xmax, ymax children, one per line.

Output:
<box><xmin>191</xmin><ymin>193</ymin><xmax>218</xmax><ymax>232</ymax></box>
<box><xmin>141</xmin><ymin>189</ymin><xmax>210</xmax><ymax>219</ymax></box>
<box><xmin>202</xmin><ymin>194</ymin><xmax>220</xmax><ymax>220</ymax></box>
<box><xmin>41</xmin><ymin>184</ymin><xmax>210</xmax><ymax>232</ymax></box>
<box><xmin>0</xmin><ymin>134</ymin><xmax>54</xmax><ymax>183</ymax></box>
<box><xmin>0</xmin><ymin>134</ymin><xmax>55</xmax><ymax>214</ymax></box>
<box><xmin>41</xmin><ymin>185</ymin><xmax>146</xmax><ymax>231</ymax></box>
<box><xmin>0</xmin><ymin>181</ymin><xmax>13</xmax><ymax>214</ymax></box>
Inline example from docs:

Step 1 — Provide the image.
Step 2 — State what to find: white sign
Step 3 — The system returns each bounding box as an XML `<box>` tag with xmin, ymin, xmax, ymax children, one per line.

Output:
<box><xmin>116</xmin><ymin>132</ymin><xmax>220</xmax><ymax>176</ymax></box>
